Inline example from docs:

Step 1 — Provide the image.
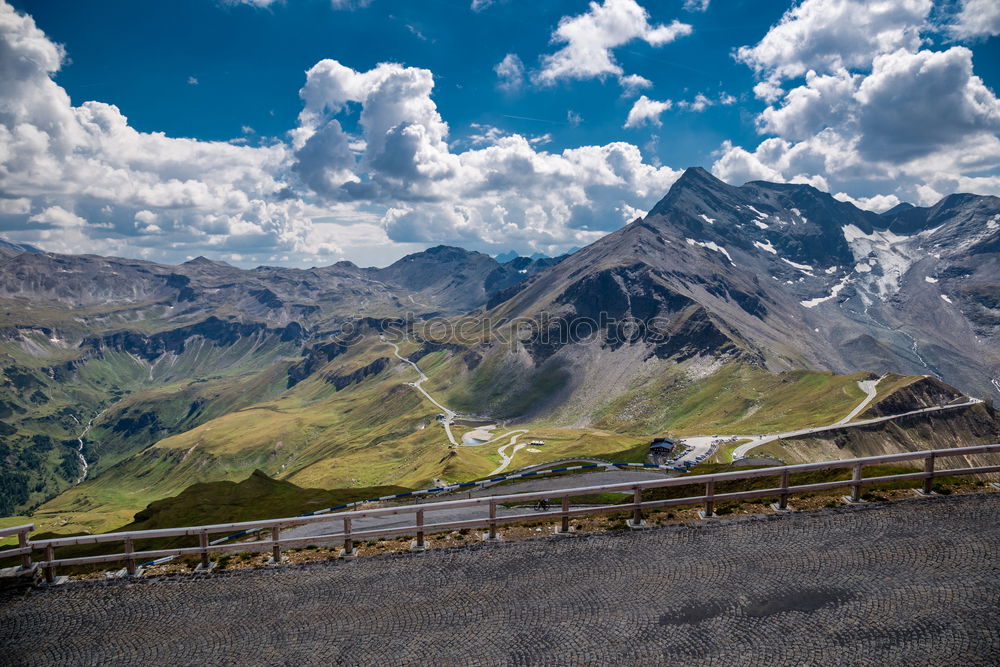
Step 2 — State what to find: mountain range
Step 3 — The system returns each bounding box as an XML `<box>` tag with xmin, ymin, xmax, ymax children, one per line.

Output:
<box><xmin>462</xmin><ymin>167</ymin><xmax>1000</xmax><ymax>421</ymax></box>
<box><xmin>1</xmin><ymin>167</ymin><xmax>997</xmax><ymax>531</ymax></box>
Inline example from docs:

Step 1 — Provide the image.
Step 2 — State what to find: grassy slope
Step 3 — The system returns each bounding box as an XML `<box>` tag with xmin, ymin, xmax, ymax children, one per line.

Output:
<box><xmin>13</xmin><ymin>331</ymin><xmax>935</xmax><ymax>537</ymax></box>
<box><xmin>29</xmin><ymin>337</ymin><xmax>442</xmax><ymax>533</ymax></box>
<box><xmin>2</xmin><ymin>470</ymin><xmax>407</xmax><ymax>559</ymax></box>
<box><xmin>83</xmin><ymin>360</ymin><xmax>294</xmax><ymax>475</ymax></box>
<box><xmin>118</xmin><ymin>470</ymin><xmax>407</xmax><ymax>532</ymax></box>
<box><xmin>27</xmin><ymin>337</ymin><xmax>641</xmax><ymax>533</ymax></box>
<box><xmin>866</xmin><ymin>373</ymin><xmax>920</xmax><ymax>406</ymax></box>
<box><xmin>0</xmin><ymin>339</ymin><xmax>152</xmax><ymax>514</ymax></box>
<box><xmin>591</xmin><ymin>364</ymin><xmax>868</xmax><ymax>436</ymax></box>
<box><xmin>0</xmin><ymin>322</ymin><xmax>302</xmax><ymax>516</ymax></box>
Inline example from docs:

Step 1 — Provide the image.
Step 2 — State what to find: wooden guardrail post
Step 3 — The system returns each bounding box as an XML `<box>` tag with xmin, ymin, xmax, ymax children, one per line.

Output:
<box><xmin>845</xmin><ymin>462</ymin><xmax>864</xmax><ymax>504</ymax></box>
<box><xmin>123</xmin><ymin>537</ymin><xmax>137</xmax><ymax>576</ymax></box>
<box><xmin>411</xmin><ymin>510</ymin><xmax>426</xmax><ymax>550</ymax></box>
<box><xmin>342</xmin><ymin>518</ymin><xmax>354</xmax><ymax>557</ymax></box>
<box><xmin>920</xmin><ymin>453</ymin><xmax>936</xmax><ymax>496</ymax></box>
<box><xmin>630</xmin><ymin>487</ymin><xmax>645</xmax><ymax>527</ymax></box>
<box><xmin>43</xmin><ymin>544</ymin><xmax>55</xmax><ymax>583</ymax></box>
<box><xmin>557</xmin><ymin>496</ymin><xmax>571</xmax><ymax>534</ymax></box>
<box><xmin>198</xmin><ymin>530</ymin><xmax>211</xmax><ymax>570</ymax></box>
<box><xmin>269</xmin><ymin>525</ymin><xmax>282</xmax><ymax>564</ymax></box>
<box><xmin>486</xmin><ymin>500</ymin><xmax>499</xmax><ymax>541</ymax></box>
<box><xmin>773</xmin><ymin>469</ymin><xmax>791</xmax><ymax>511</ymax></box>
<box><xmin>701</xmin><ymin>480</ymin><xmax>716</xmax><ymax>519</ymax></box>
<box><xmin>17</xmin><ymin>529</ymin><xmax>31</xmax><ymax>571</ymax></box>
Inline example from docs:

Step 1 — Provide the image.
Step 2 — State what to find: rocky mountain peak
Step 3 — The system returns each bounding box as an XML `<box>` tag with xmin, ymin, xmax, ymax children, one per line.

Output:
<box><xmin>647</xmin><ymin>166</ymin><xmax>740</xmax><ymax>219</ymax></box>
<box><xmin>0</xmin><ymin>238</ymin><xmax>43</xmax><ymax>255</ymax></box>
<box><xmin>881</xmin><ymin>191</ymin><xmax>1000</xmax><ymax>237</ymax></box>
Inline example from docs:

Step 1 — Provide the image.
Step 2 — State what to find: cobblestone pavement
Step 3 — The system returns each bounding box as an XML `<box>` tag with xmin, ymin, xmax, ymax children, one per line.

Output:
<box><xmin>3</xmin><ymin>494</ymin><xmax>999</xmax><ymax>666</ymax></box>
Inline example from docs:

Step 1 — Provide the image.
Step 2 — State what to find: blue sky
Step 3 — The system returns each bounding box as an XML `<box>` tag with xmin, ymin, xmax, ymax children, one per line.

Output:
<box><xmin>15</xmin><ymin>1</ymin><xmax>767</xmax><ymax>157</ymax></box>
<box><xmin>1</xmin><ymin>0</ymin><xmax>999</xmax><ymax>267</ymax></box>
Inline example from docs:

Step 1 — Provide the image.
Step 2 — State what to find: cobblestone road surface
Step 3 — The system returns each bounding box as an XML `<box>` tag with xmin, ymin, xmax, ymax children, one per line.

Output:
<box><xmin>2</xmin><ymin>494</ymin><xmax>999</xmax><ymax>665</ymax></box>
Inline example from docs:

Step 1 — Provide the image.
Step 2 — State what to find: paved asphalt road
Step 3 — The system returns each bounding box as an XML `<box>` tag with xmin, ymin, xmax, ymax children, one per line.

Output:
<box><xmin>467</xmin><ymin>468</ymin><xmax>672</xmax><ymax>497</ymax></box>
<box><xmin>385</xmin><ymin>339</ymin><xmax>459</xmax><ymax>446</ymax></box>
<box><xmin>281</xmin><ymin>502</ymin><xmax>543</xmax><ymax>543</ymax></box>
<box><xmin>3</xmin><ymin>493</ymin><xmax>998</xmax><ymax>665</ymax></box>
<box><xmin>835</xmin><ymin>376</ymin><xmax>883</xmax><ymax>425</ymax></box>
<box><xmin>730</xmin><ymin>399</ymin><xmax>983</xmax><ymax>460</ymax></box>
<box><xmin>279</xmin><ymin>468</ymin><xmax>673</xmax><ymax>544</ymax></box>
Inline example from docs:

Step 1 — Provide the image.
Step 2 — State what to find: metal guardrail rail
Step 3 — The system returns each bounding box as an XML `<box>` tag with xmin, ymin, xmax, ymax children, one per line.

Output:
<box><xmin>2</xmin><ymin>443</ymin><xmax>998</xmax><ymax>583</ymax></box>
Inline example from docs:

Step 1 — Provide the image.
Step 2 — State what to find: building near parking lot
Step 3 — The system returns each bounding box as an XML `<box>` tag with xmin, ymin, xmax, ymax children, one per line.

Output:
<box><xmin>649</xmin><ymin>437</ymin><xmax>676</xmax><ymax>456</ymax></box>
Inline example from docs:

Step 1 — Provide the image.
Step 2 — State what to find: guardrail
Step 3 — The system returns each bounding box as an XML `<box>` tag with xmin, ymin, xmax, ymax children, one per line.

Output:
<box><xmin>0</xmin><ymin>523</ymin><xmax>33</xmax><ymax>572</ymax></box>
<box><xmin>149</xmin><ymin>461</ymin><xmax>685</xmax><ymax>572</ymax></box>
<box><xmin>3</xmin><ymin>444</ymin><xmax>999</xmax><ymax>584</ymax></box>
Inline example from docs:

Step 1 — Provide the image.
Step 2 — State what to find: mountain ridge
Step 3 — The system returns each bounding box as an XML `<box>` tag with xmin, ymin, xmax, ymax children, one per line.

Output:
<box><xmin>1</xmin><ymin>168</ymin><xmax>997</xmax><ymax>525</ymax></box>
<box><xmin>454</xmin><ymin>167</ymin><xmax>1000</xmax><ymax>417</ymax></box>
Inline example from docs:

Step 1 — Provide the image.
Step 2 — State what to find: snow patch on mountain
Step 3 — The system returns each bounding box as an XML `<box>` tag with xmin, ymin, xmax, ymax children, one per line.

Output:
<box><xmin>754</xmin><ymin>240</ymin><xmax>777</xmax><ymax>255</ymax></box>
<box><xmin>953</xmin><ymin>213</ymin><xmax>1000</xmax><ymax>251</ymax></box>
<box><xmin>782</xmin><ymin>258</ymin><xmax>814</xmax><ymax>273</ymax></box>
<box><xmin>842</xmin><ymin>224</ymin><xmax>920</xmax><ymax>300</ymax></box>
<box><xmin>801</xmin><ymin>274</ymin><xmax>851</xmax><ymax>308</ymax></box>
<box><xmin>686</xmin><ymin>238</ymin><xmax>734</xmax><ymax>265</ymax></box>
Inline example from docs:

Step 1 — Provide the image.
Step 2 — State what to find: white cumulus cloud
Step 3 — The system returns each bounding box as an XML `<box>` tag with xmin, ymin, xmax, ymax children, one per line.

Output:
<box><xmin>494</xmin><ymin>53</ymin><xmax>525</xmax><ymax>91</ymax></box>
<box><xmin>0</xmin><ymin>2</ymin><xmax>689</xmax><ymax>264</ymax></box>
<box><xmin>683</xmin><ymin>0</ymin><xmax>710</xmax><ymax>12</ymax></box>
<box><xmin>291</xmin><ymin>59</ymin><xmax>682</xmax><ymax>253</ymax></box>
<box><xmin>533</xmin><ymin>0</ymin><xmax>691</xmax><ymax>87</ymax></box>
<box><xmin>0</xmin><ymin>1</ymin><xmax>336</xmax><ymax>263</ymax></box>
<box><xmin>624</xmin><ymin>95</ymin><xmax>672</xmax><ymax>128</ymax></box>
<box><xmin>220</xmin><ymin>0</ymin><xmax>282</xmax><ymax>7</ymax></box>
<box><xmin>833</xmin><ymin>191</ymin><xmax>901</xmax><ymax>212</ymax></box>
<box><xmin>619</xmin><ymin>73</ymin><xmax>652</xmax><ymax>97</ymax></box>
<box><xmin>948</xmin><ymin>0</ymin><xmax>1000</xmax><ymax>38</ymax></box>
<box><xmin>736</xmin><ymin>0</ymin><xmax>931</xmax><ymax>101</ymax></box>
<box><xmin>716</xmin><ymin>0</ymin><xmax>1000</xmax><ymax>207</ymax></box>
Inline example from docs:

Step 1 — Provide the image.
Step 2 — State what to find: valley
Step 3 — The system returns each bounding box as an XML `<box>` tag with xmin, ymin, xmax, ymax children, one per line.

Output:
<box><xmin>1</xmin><ymin>168</ymin><xmax>999</xmax><ymax>541</ymax></box>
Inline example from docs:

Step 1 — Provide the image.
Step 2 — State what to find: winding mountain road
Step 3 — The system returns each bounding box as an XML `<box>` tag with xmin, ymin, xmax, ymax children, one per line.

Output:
<box><xmin>730</xmin><ymin>398</ymin><xmax>983</xmax><ymax>460</ymax></box>
<box><xmin>385</xmin><ymin>339</ymin><xmax>459</xmax><ymax>446</ymax></box>
<box><xmin>835</xmin><ymin>376</ymin><xmax>884</xmax><ymax>425</ymax></box>
<box><xmin>384</xmin><ymin>337</ymin><xmax>534</xmax><ymax>469</ymax></box>
<box><xmin>487</xmin><ymin>434</ymin><xmax>529</xmax><ymax>476</ymax></box>
<box><xmin>383</xmin><ymin>342</ymin><xmax>980</xmax><ymax>485</ymax></box>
